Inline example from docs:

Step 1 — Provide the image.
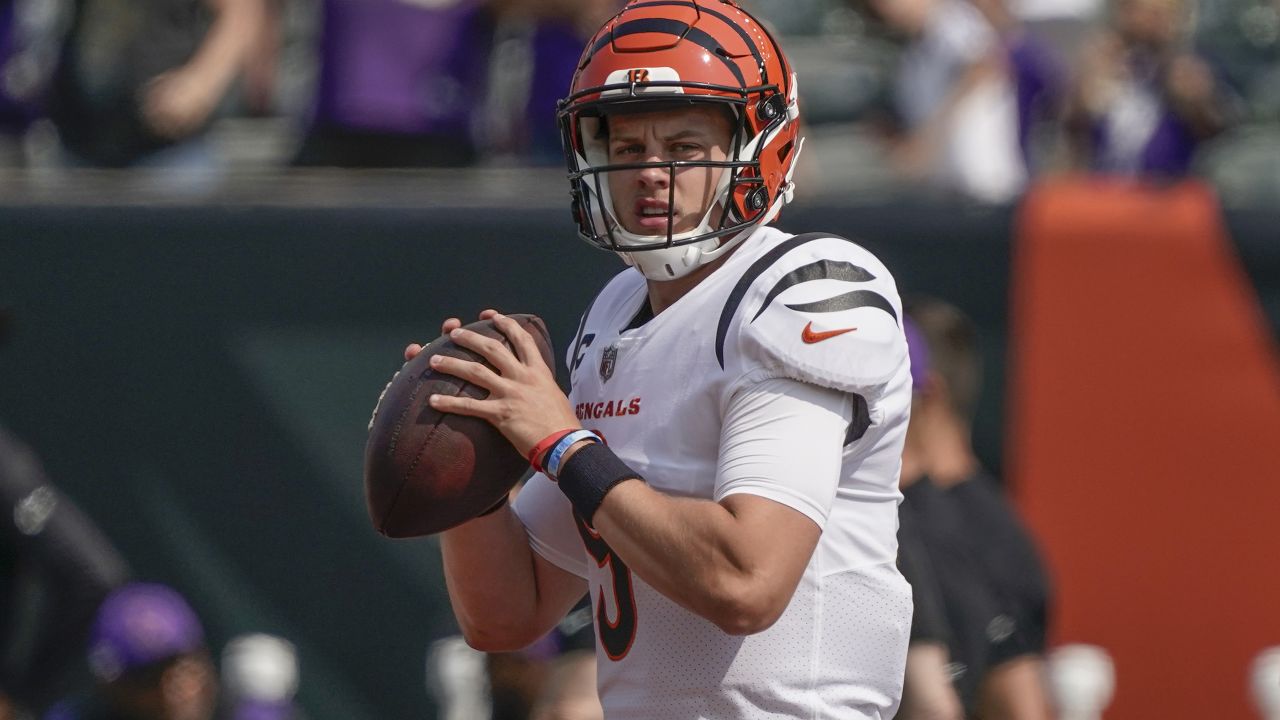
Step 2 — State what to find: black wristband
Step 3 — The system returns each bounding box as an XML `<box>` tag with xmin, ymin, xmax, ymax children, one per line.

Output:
<box><xmin>556</xmin><ymin>442</ymin><xmax>641</xmax><ymax>526</ymax></box>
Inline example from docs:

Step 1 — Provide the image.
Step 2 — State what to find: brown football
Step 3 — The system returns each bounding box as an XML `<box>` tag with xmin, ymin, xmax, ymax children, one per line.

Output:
<box><xmin>364</xmin><ymin>314</ymin><xmax>554</xmax><ymax>538</ymax></box>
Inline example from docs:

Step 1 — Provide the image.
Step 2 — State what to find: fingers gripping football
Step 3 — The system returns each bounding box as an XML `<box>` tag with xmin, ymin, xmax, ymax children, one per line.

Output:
<box><xmin>405</xmin><ymin>309</ymin><xmax>501</xmax><ymax>363</ymax></box>
<box><xmin>429</xmin><ymin>313</ymin><xmax>579</xmax><ymax>457</ymax></box>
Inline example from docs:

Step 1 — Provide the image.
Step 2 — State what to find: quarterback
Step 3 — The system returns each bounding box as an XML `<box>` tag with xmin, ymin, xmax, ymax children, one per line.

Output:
<box><xmin>415</xmin><ymin>1</ymin><xmax>913</xmax><ymax>717</ymax></box>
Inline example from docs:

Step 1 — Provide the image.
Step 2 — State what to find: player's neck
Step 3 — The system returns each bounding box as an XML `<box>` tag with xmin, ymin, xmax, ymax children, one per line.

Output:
<box><xmin>924</xmin><ymin>416</ymin><xmax>978</xmax><ymax>488</ymax></box>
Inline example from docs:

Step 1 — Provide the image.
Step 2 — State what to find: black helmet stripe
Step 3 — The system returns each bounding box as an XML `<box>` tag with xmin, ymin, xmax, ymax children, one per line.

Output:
<box><xmin>626</xmin><ymin>1</ymin><xmax>766</xmax><ymax>79</ymax></box>
<box><xmin>588</xmin><ymin>17</ymin><xmax>748</xmax><ymax>87</ymax></box>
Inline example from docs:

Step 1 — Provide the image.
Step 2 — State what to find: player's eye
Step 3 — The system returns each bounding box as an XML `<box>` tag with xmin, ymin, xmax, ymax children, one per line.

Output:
<box><xmin>671</xmin><ymin>142</ymin><xmax>703</xmax><ymax>157</ymax></box>
<box><xmin>612</xmin><ymin>143</ymin><xmax>644</xmax><ymax>159</ymax></box>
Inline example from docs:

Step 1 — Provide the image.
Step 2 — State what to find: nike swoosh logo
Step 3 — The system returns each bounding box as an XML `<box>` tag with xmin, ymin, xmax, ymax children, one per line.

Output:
<box><xmin>801</xmin><ymin>322</ymin><xmax>856</xmax><ymax>344</ymax></box>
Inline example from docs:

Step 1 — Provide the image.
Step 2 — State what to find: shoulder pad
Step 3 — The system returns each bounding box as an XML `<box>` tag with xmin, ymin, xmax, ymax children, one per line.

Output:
<box><xmin>717</xmin><ymin>234</ymin><xmax>907</xmax><ymax>393</ymax></box>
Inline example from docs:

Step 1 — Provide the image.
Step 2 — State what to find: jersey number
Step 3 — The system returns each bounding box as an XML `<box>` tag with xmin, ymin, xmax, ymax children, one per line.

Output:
<box><xmin>575</xmin><ymin>513</ymin><xmax>637</xmax><ymax>661</ymax></box>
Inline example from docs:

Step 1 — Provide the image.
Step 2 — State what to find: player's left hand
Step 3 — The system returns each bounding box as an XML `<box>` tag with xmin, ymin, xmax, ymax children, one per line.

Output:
<box><xmin>427</xmin><ymin>312</ymin><xmax>580</xmax><ymax>458</ymax></box>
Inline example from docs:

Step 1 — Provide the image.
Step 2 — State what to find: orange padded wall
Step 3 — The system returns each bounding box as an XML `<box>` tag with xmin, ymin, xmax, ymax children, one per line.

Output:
<box><xmin>1008</xmin><ymin>180</ymin><xmax>1280</xmax><ymax>719</ymax></box>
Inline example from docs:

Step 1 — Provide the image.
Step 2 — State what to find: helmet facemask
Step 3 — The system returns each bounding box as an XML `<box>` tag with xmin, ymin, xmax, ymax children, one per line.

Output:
<box><xmin>560</xmin><ymin>78</ymin><xmax>800</xmax><ymax>280</ymax></box>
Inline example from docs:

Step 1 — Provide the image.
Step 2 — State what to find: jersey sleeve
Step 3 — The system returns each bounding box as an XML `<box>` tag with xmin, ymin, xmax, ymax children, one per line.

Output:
<box><xmin>721</xmin><ymin>235</ymin><xmax>908</xmax><ymax>396</ymax></box>
<box><xmin>512</xmin><ymin>473</ymin><xmax>588</xmax><ymax>579</ymax></box>
<box><xmin>713</xmin><ymin>376</ymin><xmax>853</xmax><ymax>528</ymax></box>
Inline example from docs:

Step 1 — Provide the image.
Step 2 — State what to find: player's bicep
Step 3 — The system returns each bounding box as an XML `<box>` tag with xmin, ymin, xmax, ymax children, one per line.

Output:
<box><xmin>719</xmin><ymin>492</ymin><xmax>822</xmax><ymax>586</ymax></box>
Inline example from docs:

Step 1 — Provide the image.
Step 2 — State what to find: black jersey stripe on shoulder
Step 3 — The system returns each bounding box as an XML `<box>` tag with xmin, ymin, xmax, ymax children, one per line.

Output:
<box><xmin>716</xmin><ymin>232</ymin><xmax>842</xmax><ymax>368</ymax></box>
<box><xmin>749</xmin><ymin>260</ymin><xmax>877</xmax><ymax>322</ymax></box>
<box><xmin>786</xmin><ymin>289</ymin><xmax>898</xmax><ymax>319</ymax></box>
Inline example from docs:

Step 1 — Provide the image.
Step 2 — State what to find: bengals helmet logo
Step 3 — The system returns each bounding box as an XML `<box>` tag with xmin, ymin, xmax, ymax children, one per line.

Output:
<box><xmin>626</xmin><ymin>68</ymin><xmax>651</xmax><ymax>85</ymax></box>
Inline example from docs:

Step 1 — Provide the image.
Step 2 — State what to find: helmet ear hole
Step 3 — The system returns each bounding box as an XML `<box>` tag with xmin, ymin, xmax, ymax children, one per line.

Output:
<box><xmin>776</xmin><ymin>139</ymin><xmax>794</xmax><ymax>163</ymax></box>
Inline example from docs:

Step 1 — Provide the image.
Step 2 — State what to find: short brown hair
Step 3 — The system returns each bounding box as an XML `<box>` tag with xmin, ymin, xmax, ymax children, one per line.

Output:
<box><xmin>904</xmin><ymin>296</ymin><xmax>982</xmax><ymax>421</ymax></box>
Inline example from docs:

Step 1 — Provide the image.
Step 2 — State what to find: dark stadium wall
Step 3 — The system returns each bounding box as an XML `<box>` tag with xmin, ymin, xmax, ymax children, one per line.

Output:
<box><xmin>1009</xmin><ymin>180</ymin><xmax>1280</xmax><ymax>720</ymax></box>
<box><xmin>0</xmin><ymin>197</ymin><xmax>1274</xmax><ymax>717</ymax></box>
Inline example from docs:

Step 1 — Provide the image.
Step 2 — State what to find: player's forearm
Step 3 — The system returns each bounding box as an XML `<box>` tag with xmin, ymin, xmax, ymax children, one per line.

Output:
<box><xmin>975</xmin><ymin>655</ymin><xmax>1055</xmax><ymax>720</ymax></box>
<box><xmin>189</xmin><ymin>0</ymin><xmax>265</xmax><ymax>93</ymax></box>
<box><xmin>439</xmin><ymin>509</ymin><xmax>552</xmax><ymax>651</ymax></box>
<box><xmin>900</xmin><ymin>643</ymin><xmax>966</xmax><ymax>720</ymax></box>
<box><xmin>591</xmin><ymin>482</ymin><xmax>800</xmax><ymax>635</ymax></box>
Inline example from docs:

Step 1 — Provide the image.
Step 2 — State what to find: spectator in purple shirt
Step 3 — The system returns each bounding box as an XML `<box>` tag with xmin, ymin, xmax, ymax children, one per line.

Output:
<box><xmin>1065</xmin><ymin>0</ymin><xmax>1232</xmax><ymax>177</ymax></box>
<box><xmin>292</xmin><ymin>0</ymin><xmax>499</xmax><ymax>168</ymax></box>
<box><xmin>293</xmin><ymin>0</ymin><xmax>619</xmax><ymax>168</ymax></box>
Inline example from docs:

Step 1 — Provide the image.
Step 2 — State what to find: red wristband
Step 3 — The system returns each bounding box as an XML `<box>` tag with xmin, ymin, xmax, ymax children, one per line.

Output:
<box><xmin>527</xmin><ymin>429</ymin><xmax>576</xmax><ymax>474</ymax></box>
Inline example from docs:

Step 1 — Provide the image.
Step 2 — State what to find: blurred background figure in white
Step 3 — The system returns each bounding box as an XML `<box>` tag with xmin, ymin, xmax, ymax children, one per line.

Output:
<box><xmin>425</xmin><ymin>635</ymin><xmax>491</xmax><ymax>720</ymax></box>
<box><xmin>1047</xmin><ymin>644</ymin><xmax>1115</xmax><ymax>720</ymax></box>
<box><xmin>851</xmin><ymin>0</ymin><xmax>1029</xmax><ymax>202</ymax></box>
<box><xmin>1253</xmin><ymin>647</ymin><xmax>1280</xmax><ymax>720</ymax></box>
<box><xmin>221</xmin><ymin>634</ymin><xmax>301</xmax><ymax>720</ymax></box>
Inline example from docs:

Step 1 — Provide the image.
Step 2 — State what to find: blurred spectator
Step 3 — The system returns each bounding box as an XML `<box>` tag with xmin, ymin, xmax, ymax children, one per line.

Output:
<box><xmin>895</xmin><ymin>468</ymin><xmax>966</xmax><ymax>719</ymax></box>
<box><xmin>219</xmin><ymin>634</ymin><xmax>300</xmax><ymax>720</ymax></box>
<box><xmin>486</xmin><ymin>599</ymin><xmax>594</xmax><ymax>720</ymax></box>
<box><xmin>1064</xmin><ymin>0</ymin><xmax>1233</xmax><ymax>176</ymax></box>
<box><xmin>46</xmin><ymin>583</ymin><xmax>220</xmax><ymax>720</ymax></box>
<box><xmin>897</xmin><ymin>298</ymin><xmax>1054</xmax><ymax>719</ymax></box>
<box><xmin>294</xmin><ymin>0</ymin><xmax>615</xmax><ymax>168</ymax></box>
<box><xmin>0</xmin><ymin>426</ymin><xmax>130</xmax><ymax>715</ymax></box>
<box><xmin>1046</xmin><ymin>644</ymin><xmax>1114</xmax><ymax>720</ymax></box>
<box><xmin>0</xmin><ymin>0</ymin><xmax>66</xmax><ymax>166</ymax></box>
<box><xmin>292</xmin><ymin>0</ymin><xmax>500</xmax><ymax>168</ymax></box>
<box><xmin>481</xmin><ymin>0</ymin><xmax>618</xmax><ymax>164</ymax></box>
<box><xmin>426</xmin><ymin>595</ymin><xmax>598</xmax><ymax>720</ymax></box>
<box><xmin>48</xmin><ymin>0</ymin><xmax>266</xmax><ymax>170</ymax></box>
<box><xmin>2</xmin><ymin>308</ymin><xmax>131</xmax><ymax>715</ymax></box>
<box><xmin>528</xmin><ymin>651</ymin><xmax>601</xmax><ymax>720</ymax></box>
<box><xmin>965</xmin><ymin>0</ymin><xmax>1070</xmax><ymax>173</ymax></box>
<box><xmin>856</xmin><ymin>0</ymin><xmax>1028</xmax><ymax>202</ymax></box>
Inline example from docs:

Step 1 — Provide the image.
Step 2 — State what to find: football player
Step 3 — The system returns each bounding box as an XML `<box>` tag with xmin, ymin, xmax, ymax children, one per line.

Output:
<box><xmin>410</xmin><ymin>1</ymin><xmax>913</xmax><ymax>716</ymax></box>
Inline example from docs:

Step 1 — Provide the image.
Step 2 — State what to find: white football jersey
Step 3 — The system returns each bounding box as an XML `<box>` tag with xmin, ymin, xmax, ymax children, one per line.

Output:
<box><xmin>514</xmin><ymin>225</ymin><xmax>913</xmax><ymax>719</ymax></box>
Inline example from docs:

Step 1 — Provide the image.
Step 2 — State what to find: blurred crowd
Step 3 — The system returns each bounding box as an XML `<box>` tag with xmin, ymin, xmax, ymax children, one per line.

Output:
<box><xmin>0</xmin><ymin>0</ymin><xmax>1276</xmax><ymax>201</ymax></box>
<box><xmin>0</xmin><ymin>429</ymin><xmax>304</xmax><ymax>720</ymax></box>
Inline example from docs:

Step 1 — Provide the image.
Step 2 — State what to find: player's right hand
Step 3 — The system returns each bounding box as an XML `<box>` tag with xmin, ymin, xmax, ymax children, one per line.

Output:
<box><xmin>404</xmin><ymin>310</ymin><xmax>501</xmax><ymax>362</ymax></box>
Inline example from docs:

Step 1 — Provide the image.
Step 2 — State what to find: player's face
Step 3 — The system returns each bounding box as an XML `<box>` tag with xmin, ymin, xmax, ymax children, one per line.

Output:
<box><xmin>604</xmin><ymin>106</ymin><xmax>734</xmax><ymax>237</ymax></box>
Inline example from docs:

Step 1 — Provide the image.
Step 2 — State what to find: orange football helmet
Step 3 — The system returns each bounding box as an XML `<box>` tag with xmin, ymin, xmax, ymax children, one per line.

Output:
<box><xmin>558</xmin><ymin>0</ymin><xmax>803</xmax><ymax>280</ymax></box>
